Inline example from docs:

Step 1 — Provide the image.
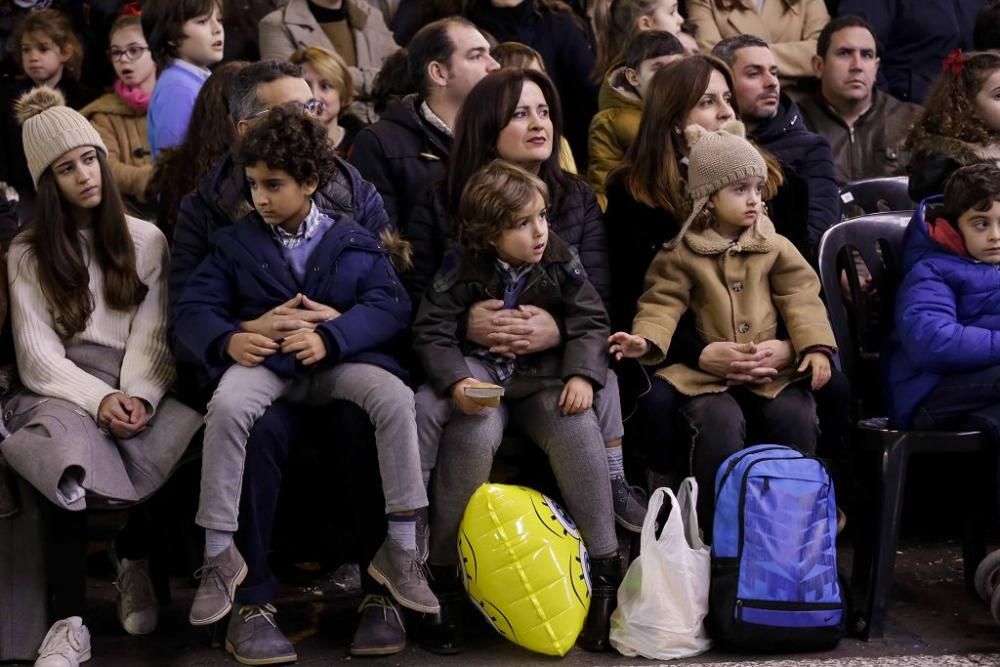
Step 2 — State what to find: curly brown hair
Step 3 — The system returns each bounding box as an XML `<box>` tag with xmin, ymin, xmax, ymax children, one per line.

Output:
<box><xmin>9</xmin><ymin>9</ymin><xmax>84</xmax><ymax>81</ymax></box>
<box><xmin>908</xmin><ymin>51</ymin><xmax>1000</xmax><ymax>150</ymax></box>
<box><xmin>234</xmin><ymin>104</ymin><xmax>339</xmax><ymax>189</ymax></box>
<box><xmin>459</xmin><ymin>160</ymin><xmax>549</xmax><ymax>253</ymax></box>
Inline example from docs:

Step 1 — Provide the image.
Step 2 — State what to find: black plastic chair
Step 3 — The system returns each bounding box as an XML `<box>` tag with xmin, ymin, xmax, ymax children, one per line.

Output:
<box><xmin>817</xmin><ymin>213</ymin><xmax>990</xmax><ymax>640</ymax></box>
<box><xmin>840</xmin><ymin>177</ymin><xmax>915</xmax><ymax>219</ymax></box>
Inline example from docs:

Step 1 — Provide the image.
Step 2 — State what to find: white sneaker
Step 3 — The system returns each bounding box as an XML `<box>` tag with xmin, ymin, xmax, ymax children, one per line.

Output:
<box><xmin>113</xmin><ymin>556</ymin><xmax>159</xmax><ymax>635</ymax></box>
<box><xmin>34</xmin><ymin>616</ymin><xmax>91</xmax><ymax>667</ymax></box>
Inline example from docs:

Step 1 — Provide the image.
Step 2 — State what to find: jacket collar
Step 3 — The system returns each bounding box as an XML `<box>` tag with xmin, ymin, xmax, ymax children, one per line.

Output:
<box><xmin>382</xmin><ymin>94</ymin><xmax>452</xmax><ymax>157</ymax></box>
<box><xmin>808</xmin><ymin>88</ymin><xmax>885</xmax><ymax>130</ymax></box>
<box><xmin>684</xmin><ymin>215</ymin><xmax>776</xmax><ymax>255</ymax></box>
<box><xmin>455</xmin><ymin>233</ymin><xmax>574</xmax><ymax>283</ymax></box>
<box><xmin>283</xmin><ymin>0</ymin><xmax>370</xmax><ymax>30</ymax></box>
<box><xmin>751</xmin><ymin>93</ymin><xmax>804</xmax><ymax>143</ymax></box>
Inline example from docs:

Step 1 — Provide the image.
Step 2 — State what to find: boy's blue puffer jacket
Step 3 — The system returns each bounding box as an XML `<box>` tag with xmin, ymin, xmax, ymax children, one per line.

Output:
<box><xmin>882</xmin><ymin>197</ymin><xmax>1000</xmax><ymax>427</ymax></box>
<box><xmin>172</xmin><ymin>208</ymin><xmax>411</xmax><ymax>387</ymax></box>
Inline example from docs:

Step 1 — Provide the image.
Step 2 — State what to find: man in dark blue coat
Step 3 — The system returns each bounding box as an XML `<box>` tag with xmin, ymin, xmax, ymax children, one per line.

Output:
<box><xmin>838</xmin><ymin>0</ymin><xmax>980</xmax><ymax>104</ymax></box>
<box><xmin>714</xmin><ymin>35</ymin><xmax>841</xmax><ymax>258</ymax></box>
<box><xmin>168</xmin><ymin>60</ymin><xmax>401</xmax><ymax>661</ymax></box>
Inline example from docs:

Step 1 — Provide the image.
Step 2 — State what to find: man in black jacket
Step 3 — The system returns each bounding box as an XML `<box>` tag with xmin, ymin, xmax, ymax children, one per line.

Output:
<box><xmin>713</xmin><ymin>34</ymin><xmax>841</xmax><ymax>257</ymax></box>
<box><xmin>349</xmin><ymin>16</ymin><xmax>498</xmax><ymax>232</ymax></box>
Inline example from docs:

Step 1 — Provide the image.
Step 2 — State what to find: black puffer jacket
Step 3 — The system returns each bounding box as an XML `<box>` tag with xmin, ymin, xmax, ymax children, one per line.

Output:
<box><xmin>751</xmin><ymin>94</ymin><xmax>841</xmax><ymax>255</ymax></box>
<box><xmin>404</xmin><ymin>174</ymin><xmax>610</xmax><ymax>311</ymax></box>
<box><xmin>465</xmin><ymin>0</ymin><xmax>598</xmax><ymax>167</ymax></box>
<box><xmin>349</xmin><ymin>94</ymin><xmax>451</xmax><ymax>232</ymax></box>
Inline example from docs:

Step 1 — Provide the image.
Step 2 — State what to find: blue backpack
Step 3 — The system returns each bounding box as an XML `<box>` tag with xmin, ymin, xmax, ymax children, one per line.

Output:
<box><xmin>709</xmin><ymin>444</ymin><xmax>844</xmax><ymax>651</ymax></box>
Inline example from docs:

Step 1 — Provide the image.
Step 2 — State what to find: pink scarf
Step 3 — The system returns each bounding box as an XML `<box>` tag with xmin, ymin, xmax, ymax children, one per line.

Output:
<box><xmin>114</xmin><ymin>79</ymin><xmax>152</xmax><ymax>114</ymax></box>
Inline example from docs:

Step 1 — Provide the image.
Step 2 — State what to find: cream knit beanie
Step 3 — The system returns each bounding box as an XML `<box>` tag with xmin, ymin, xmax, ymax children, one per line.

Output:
<box><xmin>15</xmin><ymin>87</ymin><xmax>107</xmax><ymax>188</ymax></box>
<box><xmin>672</xmin><ymin>120</ymin><xmax>767</xmax><ymax>245</ymax></box>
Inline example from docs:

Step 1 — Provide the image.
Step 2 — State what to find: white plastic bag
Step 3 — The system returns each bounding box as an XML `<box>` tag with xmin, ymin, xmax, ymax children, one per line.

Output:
<box><xmin>609</xmin><ymin>477</ymin><xmax>712</xmax><ymax>660</ymax></box>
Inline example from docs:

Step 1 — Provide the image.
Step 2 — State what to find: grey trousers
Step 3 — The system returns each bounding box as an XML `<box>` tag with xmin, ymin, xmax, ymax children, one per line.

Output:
<box><xmin>196</xmin><ymin>362</ymin><xmax>427</xmax><ymax>532</ymax></box>
<box><xmin>424</xmin><ymin>357</ymin><xmax>617</xmax><ymax>565</ymax></box>
<box><xmin>415</xmin><ymin>363</ymin><xmax>624</xmax><ymax>485</ymax></box>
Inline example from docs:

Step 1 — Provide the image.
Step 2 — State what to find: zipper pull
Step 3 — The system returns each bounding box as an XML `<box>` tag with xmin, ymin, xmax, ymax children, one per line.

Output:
<box><xmin>736</xmin><ymin>599</ymin><xmax>743</xmax><ymax>620</ymax></box>
<box><xmin>763</xmin><ymin>477</ymin><xmax>771</xmax><ymax>494</ymax></box>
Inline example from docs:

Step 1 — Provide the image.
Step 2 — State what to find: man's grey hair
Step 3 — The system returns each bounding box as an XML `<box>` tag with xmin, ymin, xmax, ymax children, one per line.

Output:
<box><xmin>226</xmin><ymin>60</ymin><xmax>303</xmax><ymax>122</ymax></box>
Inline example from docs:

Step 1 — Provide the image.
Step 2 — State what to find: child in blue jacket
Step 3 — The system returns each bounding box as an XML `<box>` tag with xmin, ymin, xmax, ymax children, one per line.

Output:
<box><xmin>884</xmin><ymin>162</ymin><xmax>1000</xmax><ymax>430</ymax></box>
<box><xmin>173</xmin><ymin>105</ymin><xmax>437</xmax><ymax>634</ymax></box>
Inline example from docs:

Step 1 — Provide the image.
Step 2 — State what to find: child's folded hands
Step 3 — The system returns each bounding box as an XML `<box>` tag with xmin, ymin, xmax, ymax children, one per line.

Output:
<box><xmin>227</xmin><ymin>332</ymin><xmax>279</xmax><ymax>367</ymax></box>
<box><xmin>280</xmin><ymin>330</ymin><xmax>328</xmax><ymax>365</ymax></box>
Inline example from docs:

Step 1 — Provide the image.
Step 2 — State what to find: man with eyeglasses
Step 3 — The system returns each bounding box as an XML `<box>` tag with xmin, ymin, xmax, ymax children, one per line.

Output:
<box><xmin>168</xmin><ymin>60</ymin><xmax>397</xmax><ymax>663</ymax></box>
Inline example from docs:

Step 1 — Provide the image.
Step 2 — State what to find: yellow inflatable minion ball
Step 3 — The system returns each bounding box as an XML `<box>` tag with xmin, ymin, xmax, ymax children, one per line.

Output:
<box><xmin>458</xmin><ymin>483</ymin><xmax>590</xmax><ymax>656</ymax></box>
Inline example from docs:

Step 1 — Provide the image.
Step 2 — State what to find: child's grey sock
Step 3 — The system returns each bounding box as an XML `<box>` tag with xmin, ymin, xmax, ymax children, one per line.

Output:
<box><xmin>205</xmin><ymin>529</ymin><xmax>234</xmax><ymax>558</ymax></box>
<box><xmin>606</xmin><ymin>445</ymin><xmax>625</xmax><ymax>480</ymax></box>
<box><xmin>387</xmin><ymin>514</ymin><xmax>417</xmax><ymax>552</ymax></box>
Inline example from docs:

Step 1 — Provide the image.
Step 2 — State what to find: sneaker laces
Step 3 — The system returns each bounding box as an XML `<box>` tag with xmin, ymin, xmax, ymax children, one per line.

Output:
<box><xmin>38</xmin><ymin>619</ymin><xmax>83</xmax><ymax>657</ymax></box>
<box><xmin>238</xmin><ymin>603</ymin><xmax>278</xmax><ymax>628</ymax></box>
<box><xmin>358</xmin><ymin>594</ymin><xmax>403</xmax><ymax>627</ymax></box>
<box><xmin>114</xmin><ymin>559</ymin><xmax>155</xmax><ymax>606</ymax></box>
<box><xmin>194</xmin><ymin>559</ymin><xmax>239</xmax><ymax>594</ymax></box>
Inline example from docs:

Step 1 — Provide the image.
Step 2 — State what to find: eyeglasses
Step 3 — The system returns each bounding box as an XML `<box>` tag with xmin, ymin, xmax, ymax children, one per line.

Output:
<box><xmin>108</xmin><ymin>45</ymin><xmax>149</xmax><ymax>62</ymax></box>
<box><xmin>249</xmin><ymin>98</ymin><xmax>325</xmax><ymax>121</ymax></box>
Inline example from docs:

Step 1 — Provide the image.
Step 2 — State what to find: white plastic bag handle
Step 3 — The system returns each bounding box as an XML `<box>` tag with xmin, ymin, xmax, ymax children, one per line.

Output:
<box><xmin>676</xmin><ymin>477</ymin><xmax>706</xmax><ymax>550</ymax></box>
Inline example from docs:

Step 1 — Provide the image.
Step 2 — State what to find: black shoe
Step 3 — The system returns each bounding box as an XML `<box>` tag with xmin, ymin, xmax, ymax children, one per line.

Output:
<box><xmin>578</xmin><ymin>555</ymin><xmax>622</xmax><ymax>652</ymax></box>
<box><xmin>417</xmin><ymin>566</ymin><xmax>466</xmax><ymax>655</ymax></box>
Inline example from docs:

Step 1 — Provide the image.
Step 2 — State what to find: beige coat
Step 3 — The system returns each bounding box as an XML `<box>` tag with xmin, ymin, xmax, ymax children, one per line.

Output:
<box><xmin>80</xmin><ymin>93</ymin><xmax>152</xmax><ymax>202</ymax></box>
<box><xmin>258</xmin><ymin>0</ymin><xmax>398</xmax><ymax>121</ymax></box>
<box><xmin>631</xmin><ymin>216</ymin><xmax>835</xmax><ymax>397</ymax></box>
<box><xmin>686</xmin><ymin>0</ymin><xmax>829</xmax><ymax>82</ymax></box>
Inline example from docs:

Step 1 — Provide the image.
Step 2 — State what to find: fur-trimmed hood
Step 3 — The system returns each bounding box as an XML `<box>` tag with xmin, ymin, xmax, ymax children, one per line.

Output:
<box><xmin>909</xmin><ymin>132</ymin><xmax>1000</xmax><ymax>165</ymax></box>
<box><xmin>378</xmin><ymin>227</ymin><xmax>412</xmax><ymax>273</ymax></box>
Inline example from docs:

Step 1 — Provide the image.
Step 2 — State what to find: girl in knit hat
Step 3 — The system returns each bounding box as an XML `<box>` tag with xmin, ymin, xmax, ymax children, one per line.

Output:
<box><xmin>2</xmin><ymin>87</ymin><xmax>201</xmax><ymax>667</ymax></box>
<box><xmin>609</xmin><ymin>120</ymin><xmax>836</xmax><ymax>534</ymax></box>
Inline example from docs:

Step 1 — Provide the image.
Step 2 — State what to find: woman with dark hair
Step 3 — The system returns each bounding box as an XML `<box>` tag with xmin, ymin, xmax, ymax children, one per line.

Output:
<box><xmin>464</xmin><ymin>0</ymin><xmax>599</xmax><ymax>164</ymax></box>
<box><xmin>1</xmin><ymin>88</ymin><xmax>200</xmax><ymax>665</ymax></box>
<box><xmin>407</xmin><ymin>67</ymin><xmax>608</xmax><ymax>306</ymax></box>
<box><xmin>149</xmin><ymin>60</ymin><xmax>247</xmax><ymax>239</ymax></box>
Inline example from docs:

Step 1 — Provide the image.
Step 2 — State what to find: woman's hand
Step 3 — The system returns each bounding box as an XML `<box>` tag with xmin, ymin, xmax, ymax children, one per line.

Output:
<box><xmin>798</xmin><ymin>352</ymin><xmax>832</xmax><ymax>391</ymax></box>
<box><xmin>608</xmin><ymin>332</ymin><xmax>649</xmax><ymax>360</ymax></box>
<box><xmin>466</xmin><ymin>301</ymin><xmax>561</xmax><ymax>359</ymax></box>
<box><xmin>451</xmin><ymin>377</ymin><xmax>488</xmax><ymax>415</ymax></box>
<box><xmin>559</xmin><ymin>376</ymin><xmax>593</xmax><ymax>415</ymax></box>
<box><xmin>98</xmin><ymin>393</ymin><xmax>149</xmax><ymax>439</ymax></box>
<box><xmin>227</xmin><ymin>332</ymin><xmax>279</xmax><ymax>367</ymax></box>
<box><xmin>755</xmin><ymin>339</ymin><xmax>795</xmax><ymax>372</ymax></box>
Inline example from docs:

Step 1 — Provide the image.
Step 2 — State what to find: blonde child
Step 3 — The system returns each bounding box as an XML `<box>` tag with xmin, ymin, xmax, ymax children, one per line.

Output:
<box><xmin>290</xmin><ymin>46</ymin><xmax>366</xmax><ymax>153</ymax></box>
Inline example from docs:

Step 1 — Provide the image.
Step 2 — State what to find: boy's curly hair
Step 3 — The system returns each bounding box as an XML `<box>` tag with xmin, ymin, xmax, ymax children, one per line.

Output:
<box><xmin>234</xmin><ymin>104</ymin><xmax>339</xmax><ymax>189</ymax></box>
<box><xmin>908</xmin><ymin>51</ymin><xmax>1000</xmax><ymax>150</ymax></box>
<box><xmin>941</xmin><ymin>162</ymin><xmax>1000</xmax><ymax>223</ymax></box>
<box><xmin>459</xmin><ymin>160</ymin><xmax>549</xmax><ymax>253</ymax></box>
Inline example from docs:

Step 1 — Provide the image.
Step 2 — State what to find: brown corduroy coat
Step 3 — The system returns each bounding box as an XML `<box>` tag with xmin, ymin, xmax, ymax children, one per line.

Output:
<box><xmin>80</xmin><ymin>93</ymin><xmax>152</xmax><ymax>202</ymax></box>
<box><xmin>631</xmin><ymin>215</ymin><xmax>835</xmax><ymax>398</ymax></box>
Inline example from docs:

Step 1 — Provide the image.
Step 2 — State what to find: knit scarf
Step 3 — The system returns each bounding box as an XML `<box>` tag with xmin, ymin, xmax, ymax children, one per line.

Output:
<box><xmin>114</xmin><ymin>79</ymin><xmax>151</xmax><ymax>114</ymax></box>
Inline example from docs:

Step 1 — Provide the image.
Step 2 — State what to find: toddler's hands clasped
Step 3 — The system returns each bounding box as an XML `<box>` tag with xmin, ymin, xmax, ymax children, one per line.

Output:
<box><xmin>608</xmin><ymin>332</ymin><xmax>649</xmax><ymax>361</ymax></box>
<box><xmin>281</xmin><ymin>330</ymin><xmax>327</xmax><ymax>365</ymax></box>
<box><xmin>559</xmin><ymin>376</ymin><xmax>593</xmax><ymax>415</ymax></box>
<box><xmin>227</xmin><ymin>332</ymin><xmax>279</xmax><ymax>367</ymax></box>
<box><xmin>798</xmin><ymin>352</ymin><xmax>832</xmax><ymax>391</ymax></box>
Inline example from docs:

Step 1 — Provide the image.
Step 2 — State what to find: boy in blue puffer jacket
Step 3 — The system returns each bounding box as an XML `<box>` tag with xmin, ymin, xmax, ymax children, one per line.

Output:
<box><xmin>883</xmin><ymin>163</ymin><xmax>1000</xmax><ymax>430</ymax></box>
<box><xmin>173</xmin><ymin>104</ymin><xmax>438</xmax><ymax>635</ymax></box>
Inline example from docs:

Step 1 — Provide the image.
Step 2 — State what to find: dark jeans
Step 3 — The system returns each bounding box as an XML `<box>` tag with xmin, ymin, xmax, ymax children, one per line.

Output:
<box><xmin>235</xmin><ymin>400</ymin><xmax>386</xmax><ymax>605</ymax></box>
<box><xmin>679</xmin><ymin>383</ymin><xmax>818</xmax><ymax>531</ymax></box>
<box><xmin>914</xmin><ymin>365</ymin><xmax>1000</xmax><ymax>437</ymax></box>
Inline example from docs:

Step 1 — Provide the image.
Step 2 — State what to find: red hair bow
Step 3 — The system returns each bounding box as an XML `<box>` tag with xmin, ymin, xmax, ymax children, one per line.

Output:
<box><xmin>121</xmin><ymin>2</ymin><xmax>141</xmax><ymax>17</ymax></box>
<box><xmin>943</xmin><ymin>49</ymin><xmax>965</xmax><ymax>76</ymax></box>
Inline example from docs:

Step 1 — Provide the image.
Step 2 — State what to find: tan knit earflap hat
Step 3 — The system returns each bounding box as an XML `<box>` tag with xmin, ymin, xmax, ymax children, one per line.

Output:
<box><xmin>16</xmin><ymin>87</ymin><xmax>107</xmax><ymax>189</ymax></box>
<box><xmin>670</xmin><ymin>120</ymin><xmax>768</xmax><ymax>246</ymax></box>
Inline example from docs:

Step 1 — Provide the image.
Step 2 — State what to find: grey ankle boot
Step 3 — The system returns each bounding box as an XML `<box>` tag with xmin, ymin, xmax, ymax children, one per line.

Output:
<box><xmin>225</xmin><ymin>604</ymin><xmax>296</xmax><ymax>666</ymax></box>
<box><xmin>350</xmin><ymin>595</ymin><xmax>406</xmax><ymax>657</ymax></box>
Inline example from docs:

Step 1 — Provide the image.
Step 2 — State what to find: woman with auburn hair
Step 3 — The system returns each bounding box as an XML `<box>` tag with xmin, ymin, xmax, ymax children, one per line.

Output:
<box><xmin>907</xmin><ymin>50</ymin><xmax>1000</xmax><ymax>202</ymax></box>
<box><xmin>149</xmin><ymin>60</ymin><xmax>247</xmax><ymax>239</ymax></box>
